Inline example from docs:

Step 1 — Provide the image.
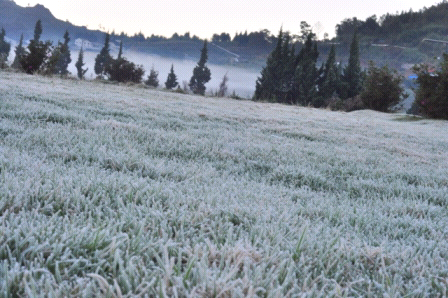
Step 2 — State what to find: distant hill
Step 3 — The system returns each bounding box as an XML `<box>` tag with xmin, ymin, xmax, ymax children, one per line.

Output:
<box><xmin>334</xmin><ymin>1</ymin><xmax>448</xmax><ymax>67</ymax></box>
<box><xmin>1</xmin><ymin>0</ymin><xmax>447</xmax><ymax>69</ymax></box>
<box><xmin>0</xmin><ymin>0</ymin><xmax>275</xmax><ymax>67</ymax></box>
<box><xmin>0</xmin><ymin>0</ymin><xmax>106</xmax><ymax>43</ymax></box>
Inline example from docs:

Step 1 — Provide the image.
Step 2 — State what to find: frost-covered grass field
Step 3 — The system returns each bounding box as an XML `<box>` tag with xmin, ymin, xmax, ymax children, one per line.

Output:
<box><xmin>1</xmin><ymin>71</ymin><xmax>448</xmax><ymax>297</ymax></box>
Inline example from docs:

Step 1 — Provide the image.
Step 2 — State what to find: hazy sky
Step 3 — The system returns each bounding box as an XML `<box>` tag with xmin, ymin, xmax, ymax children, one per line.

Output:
<box><xmin>14</xmin><ymin>0</ymin><xmax>441</xmax><ymax>39</ymax></box>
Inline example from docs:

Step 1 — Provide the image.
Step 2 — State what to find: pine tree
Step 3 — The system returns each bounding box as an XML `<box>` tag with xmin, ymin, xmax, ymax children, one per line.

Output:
<box><xmin>20</xmin><ymin>20</ymin><xmax>52</xmax><ymax>74</ymax></box>
<box><xmin>54</xmin><ymin>30</ymin><xmax>71</xmax><ymax>75</ymax></box>
<box><xmin>342</xmin><ymin>31</ymin><xmax>362</xmax><ymax>99</ymax></box>
<box><xmin>75</xmin><ymin>46</ymin><xmax>88</xmax><ymax>79</ymax></box>
<box><xmin>11</xmin><ymin>33</ymin><xmax>24</xmax><ymax>68</ymax></box>
<box><xmin>217</xmin><ymin>72</ymin><xmax>229</xmax><ymax>97</ymax></box>
<box><xmin>145</xmin><ymin>66</ymin><xmax>159</xmax><ymax>87</ymax></box>
<box><xmin>34</xmin><ymin>20</ymin><xmax>42</xmax><ymax>42</ymax></box>
<box><xmin>0</xmin><ymin>27</ymin><xmax>11</xmax><ymax>68</ymax></box>
<box><xmin>94</xmin><ymin>33</ymin><xmax>112</xmax><ymax>78</ymax></box>
<box><xmin>117</xmin><ymin>40</ymin><xmax>123</xmax><ymax>59</ymax></box>
<box><xmin>255</xmin><ymin>29</ymin><xmax>285</xmax><ymax>101</ymax></box>
<box><xmin>278</xmin><ymin>33</ymin><xmax>297</xmax><ymax>104</ymax></box>
<box><xmin>165</xmin><ymin>64</ymin><xmax>178</xmax><ymax>89</ymax></box>
<box><xmin>320</xmin><ymin>45</ymin><xmax>341</xmax><ymax>99</ymax></box>
<box><xmin>292</xmin><ymin>33</ymin><xmax>319</xmax><ymax>106</ymax></box>
<box><xmin>189</xmin><ymin>40</ymin><xmax>211</xmax><ymax>95</ymax></box>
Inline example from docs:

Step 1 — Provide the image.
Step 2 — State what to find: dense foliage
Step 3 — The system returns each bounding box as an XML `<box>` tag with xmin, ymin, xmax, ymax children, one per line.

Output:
<box><xmin>412</xmin><ymin>54</ymin><xmax>448</xmax><ymax>120</ymax></box>
<box><xmin>335</xmin><ymin>2</ymin><xmax>448</xmax><ymax>47</ymax></box>
<box><xmin>255</xmin><ymin>29</ymin><xmax>362</xmax><ymax>107</ymax></box>
<box><xmin>254</xmin><ymin>29</ymin><xmax>321</xmax><ymax>105</ymax></box>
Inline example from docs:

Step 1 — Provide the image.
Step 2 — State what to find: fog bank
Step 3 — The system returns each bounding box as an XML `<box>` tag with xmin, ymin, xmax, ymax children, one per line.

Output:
<box><xmin>66</xmin><ymin>49</ymin><xmax>260</xmax><ymax>98</ymax></box>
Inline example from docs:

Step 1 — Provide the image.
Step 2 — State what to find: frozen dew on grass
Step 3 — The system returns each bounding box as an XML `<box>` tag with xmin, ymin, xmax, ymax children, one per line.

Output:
<box><xmin>0</xmin><ymin>71</ymin><xmax>448</xmax><ymax>296</ymax></box>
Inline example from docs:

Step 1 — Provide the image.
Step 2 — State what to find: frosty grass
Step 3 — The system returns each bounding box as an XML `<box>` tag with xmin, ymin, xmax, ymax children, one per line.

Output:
<box><xmin>0</xmin><ymin>71</ymin><xmax>447</xmax><ymax>297</ymax></box>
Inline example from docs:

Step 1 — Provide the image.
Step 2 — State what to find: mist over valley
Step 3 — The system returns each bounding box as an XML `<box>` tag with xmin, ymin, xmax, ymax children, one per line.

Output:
<box><xmin>67</xmin><ymin>49</ymin><xmax>260</xmax><ymax>98</ymax></box>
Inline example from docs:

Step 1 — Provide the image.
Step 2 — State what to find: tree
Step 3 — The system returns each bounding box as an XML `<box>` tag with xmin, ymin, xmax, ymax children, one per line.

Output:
<box><xmin>189</xmin><ymin>41</ymin><xmax>211</xmax><ymax>95</ymax></box>
<box><xmin>54</xmin><ymin>30</ymin><xmax>71</xmax><ymax>75</ymax></box>
<box><xmin>42</xmin><ymin>46</ymin><xmax>61</xmax><ymax>75</ymax></box>
<box><xmin>104</xmin><ymin>40</ymin><xmax>144</xmax><ymax>83</ymax></box>
<box><xmin>342</xmin><ymin>31</ymin><xmax>362</xmax><ymax>99</ymax></box>
<box><xmin>299</xmin><ymin>21</ymin><xmax>314</xmax><ymax>42</ymax></box>
<box><xmin>20</xmin><ymin>20</ymin><xmax>52</xmax><ymax>74</ymax></box>
<box><xmin>107</xmin><ymin>57</ymin><xmax>144</xmax><ymax>83</ymax></box>
<box><xmin>145</xmin><ymin>66</ymin><xmax>159</xmax><ymax>87</ymax></box>
<box><xmin>34</xmin><ymin>19</ymin><xmax>42</xmax><ymax>41</ymax></box>
<box><xmin>75</xmin><ymin>46</ymin><xmax>88</xmax><ymax>79</ymax></box>
<box><xmin>412</xmin><ymin>54</ymin><xmax>448</xmax><ymax>119</ymax></box>
<box><xmin>255</xmin><ymin>28</ymin><xmax>286</xmax><ymax>101</ymax></box>
<box><xmin>360</xmin><ymin>61</ymin><xmax>407</xmax><ymax>112</ymax></box>
<box><xmin>0</xmin><ymin>27</ymin><xmax>11</xmax><ymax>68</ymax></box>
<box><xmin>117</xmin><ymin>40</ymin><xmax>123</xmax><ymax>59</ymax></box>
<box><xmin>319</xmin><ymin>45</ymin><xmax>341</xmax><ymax>99</ymax></box>
<box><xmin>217</xmin><ymin>72</ymin><xmax>229</xmax><ymax>97</ymax></box>
<box><xmin>292</xmin><ymin>33</ymin><xmax>319</xmax><ymax>106</ymax></box>
<box><xmin>11</xmin><ymin>34</ymin><xmax>24</xmax><ymax>68</ymax></box>
<box><xmin>94</xmin><ymin>33</ymin><xmax>112</xmax><ymax>78</ymax></box>
<box><xmin>164</xmin><ymin>64</ymin><xmax>178</xmax><ymax>89</ymax></box>
<box><xmin>255</xmin><ymin>28</ymin><xmax>320</xmax><ymax>106</ymax></box>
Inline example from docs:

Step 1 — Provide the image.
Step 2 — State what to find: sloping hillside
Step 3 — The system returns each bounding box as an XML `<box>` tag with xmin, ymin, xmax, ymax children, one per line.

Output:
<box><xmin>1</xmin><ymin>71</ymin><xmax>447</xmax><ymax>296</ymax></box>
<box><xmin>0</xmin><ymin>0</ymin><xmax>105</xmax><ymax>42</ymax></box>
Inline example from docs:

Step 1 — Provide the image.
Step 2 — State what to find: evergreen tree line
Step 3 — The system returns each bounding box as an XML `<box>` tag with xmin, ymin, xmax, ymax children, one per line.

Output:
<box><xmin>254</xmin><ymin>28</ymin><xmax>415</xmax><ymax>113</ymax></box>
<box><xmin>1</xmin><ymin>20</ymin><xmax>212</xmax><ymax>95</ymax></box>
<box><xmin>1</xmin><ymin>20</ymin><xmax>72</xmax><ymax>76</ymax></box>
<box><xmin>93</xmin><ymin>32</ymin><xmax>211</xmax><ymax>94</ymax></box>
<box><xmin>254</xmin><ymin>29</ymin><xmax>363</xmax><ymax>107</ymax></box>
<box><xmin>335</xmin><ymin>2</ymin><xmax>448</xmax><ymax>46</ymax></box>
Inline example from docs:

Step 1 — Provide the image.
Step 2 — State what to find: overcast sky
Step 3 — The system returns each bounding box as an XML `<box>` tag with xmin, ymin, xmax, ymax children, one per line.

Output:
<box><xmin>13</xmin><ymin>0</ymin><xmax>441</xmax><ymax>39</ymax></box>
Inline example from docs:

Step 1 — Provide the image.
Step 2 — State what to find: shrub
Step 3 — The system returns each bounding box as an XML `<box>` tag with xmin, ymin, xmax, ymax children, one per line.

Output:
<box><xmin>326</xmin><ymin>95</ymin><xmax>366</xmax><ymax>112</ymax></box>
<box><xmin>412</xmin><ymin>54</ymin><xmax>448</xmax><ymax>120</ymax></box>
<box><xmin>106</xmin><ymin>58</ymin><xmax>144</xmax><ymax>83</ymax></box>
<box><xmin>360</xmin><ymin>61</ymin><xmax>407</xmax><ymax>112</ymax></box>
<box><xmin>145</xmin><ymin>66</ymin><xmax>159</xmax><ymax>88</ymax></box>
